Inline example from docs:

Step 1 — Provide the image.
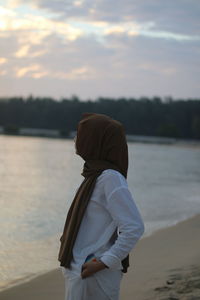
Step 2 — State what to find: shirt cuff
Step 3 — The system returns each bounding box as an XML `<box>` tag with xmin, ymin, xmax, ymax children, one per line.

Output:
<box><xmin>99</xmin><ymin>254</ymin><xmax>123</xmax><ymax>270</ymax></box>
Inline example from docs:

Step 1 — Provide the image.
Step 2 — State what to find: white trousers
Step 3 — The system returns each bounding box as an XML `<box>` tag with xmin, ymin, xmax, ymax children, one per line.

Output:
<box><xmin>61</xmin><ymin>267</ymin><xmax>123</xmax><ymax>300</ymax></box>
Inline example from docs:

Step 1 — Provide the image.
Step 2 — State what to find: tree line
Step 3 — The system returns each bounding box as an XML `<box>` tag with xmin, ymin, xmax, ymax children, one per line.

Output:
<box><xmin>0</xmin><ymin>95</ymin><xmax>200</xmax><ymax>139</ymax></box>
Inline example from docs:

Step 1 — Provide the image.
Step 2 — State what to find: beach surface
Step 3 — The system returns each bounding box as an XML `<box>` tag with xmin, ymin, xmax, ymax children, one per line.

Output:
<box><xmin>1</xmin><ymin>214</ymin><xmax>200</xmax><ymax>300</ymax></box>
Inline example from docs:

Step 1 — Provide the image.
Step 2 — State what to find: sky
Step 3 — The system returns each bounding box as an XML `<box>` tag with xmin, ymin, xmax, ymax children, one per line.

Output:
<box><xmin>0</xmin><ymin>0</ymin><xmax>200</xmax><ymax>100</ymax></box>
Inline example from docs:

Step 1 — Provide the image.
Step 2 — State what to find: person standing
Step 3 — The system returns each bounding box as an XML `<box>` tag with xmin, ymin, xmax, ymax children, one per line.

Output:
<box><xmin>58</xmin><ymin>113</ymin><xmax>145</xmax><ymax>300</ymax></box>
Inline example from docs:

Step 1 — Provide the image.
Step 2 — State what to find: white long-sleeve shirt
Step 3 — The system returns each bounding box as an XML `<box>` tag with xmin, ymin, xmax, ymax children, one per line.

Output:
<box><xmin>61</xmin><ymin>169</ymin><xmax>145</xmax><ymax>298</ymax></box>
<box><xmin>63</xmin><ymin>169</ymin><xmax>145</xmax><ymax>274</ymax></box>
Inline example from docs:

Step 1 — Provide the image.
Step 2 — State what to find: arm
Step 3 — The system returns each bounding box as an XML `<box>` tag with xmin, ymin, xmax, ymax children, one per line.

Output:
<box><xmin>99</xmin><ymin>176</ymin><xmax>145</xmax><ymax>270</ymax></box>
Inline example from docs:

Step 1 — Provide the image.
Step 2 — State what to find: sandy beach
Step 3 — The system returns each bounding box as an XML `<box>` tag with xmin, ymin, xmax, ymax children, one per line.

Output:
<box><xmin>1</xmin><ymin>214</ymin><xmax>200</xmax><ymax>300</ymax></box>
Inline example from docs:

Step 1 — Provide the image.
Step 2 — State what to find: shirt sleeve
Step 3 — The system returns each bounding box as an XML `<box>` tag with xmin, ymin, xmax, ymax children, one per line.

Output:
<box><xmin>99</xmin><ymin>171</ymin><xmax>145</xmax><ymax>270</ymax></box>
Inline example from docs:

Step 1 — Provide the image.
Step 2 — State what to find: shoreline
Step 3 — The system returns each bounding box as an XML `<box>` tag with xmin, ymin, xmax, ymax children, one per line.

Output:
<box><xmin>0</xmin><ymin>213</ymin><xmax>200</xmax><ymax>299</ymax></box>
<box><xmin>0</xmin><ymin>213</ymin><xmax>198</xmax><ymax>292</ymax></box>
<box><xmin>1</xmin><ymin>132</ymin><xmax>200</xmax><ymax>147</ymax></box>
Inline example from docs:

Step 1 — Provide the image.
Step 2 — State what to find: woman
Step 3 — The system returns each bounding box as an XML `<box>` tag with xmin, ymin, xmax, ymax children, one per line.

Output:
<box><xmin>58</xmin><ymin>113</ymin><xmax>145</xmax><ymax>300</ymax></box>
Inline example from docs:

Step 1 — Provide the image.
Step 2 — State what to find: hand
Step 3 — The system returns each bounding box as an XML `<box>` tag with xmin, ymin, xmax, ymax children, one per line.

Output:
<box><xmin>81</xmin><ymin>260</ymin><xmax>108</xmax><ymax>279</ymax></box>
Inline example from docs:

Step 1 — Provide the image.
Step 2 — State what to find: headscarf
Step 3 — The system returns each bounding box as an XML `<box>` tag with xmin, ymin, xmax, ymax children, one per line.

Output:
<box><xmin>58</xmin><ymin>113</ymin><xmax>130</xmax><ymax>273</ymax></box>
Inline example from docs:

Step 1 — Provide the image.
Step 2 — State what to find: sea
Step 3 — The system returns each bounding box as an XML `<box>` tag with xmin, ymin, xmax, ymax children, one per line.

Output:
<box><xmin>0</xmin><ymin>135</ymin><xmax>200</xmax><ymax>291</ymax></box>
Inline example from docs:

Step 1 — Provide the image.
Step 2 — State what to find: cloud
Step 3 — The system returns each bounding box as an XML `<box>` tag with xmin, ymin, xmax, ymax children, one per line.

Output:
<box><xmin>0</xmin><ymin>57</ymin><xmax>8</xmax><ymax>64</ymax></box>
<box><xmin>0</xmin><ymin>5</ymin><xmax>16</xmax><ymax>16</ymax></box>
<box><xmin>0</xmin><ymin>26</ymin><xmax>199</xmax><ymax>98</ymax></box>
<box><xmin>15</xmin><ymin>45</ymin><xmax>30</xmax><ymax>57</ymax></box>
<box><xmin>0</xmin><ymin>6</ymin><xmax>84</xmax><ymax>43</ymax></box>
<box><xmin>0</xmin><ymin>0</ymin><xmax>199</xmax><ymax>99</ymax></box>
<box><xmin>15</xmin><ymin>63</ymin><xmax>41</xmax><ymax>77</ymax></box>
<box><xmin>13</xmin><ymin>0</ymin><xmax>200</xmax><ymax>37</ymax></box>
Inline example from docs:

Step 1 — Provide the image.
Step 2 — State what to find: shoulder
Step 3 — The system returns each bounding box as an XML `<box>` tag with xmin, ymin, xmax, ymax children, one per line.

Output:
<box><xmin>97</xmin><ymin>169</ymin><xmax>128</xmax><ymax>188</ymax></box>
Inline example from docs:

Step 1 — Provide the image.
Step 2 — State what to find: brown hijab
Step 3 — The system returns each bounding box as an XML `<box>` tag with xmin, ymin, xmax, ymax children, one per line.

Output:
<box><xmin>58</xmin><ymin>113</ymin><xmax>130</xmax><ymax>273</ymax></box>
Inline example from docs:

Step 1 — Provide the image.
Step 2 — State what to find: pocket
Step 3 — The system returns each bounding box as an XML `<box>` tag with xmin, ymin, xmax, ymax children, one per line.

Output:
<box><xmin>62</xmin><ymin>267</ymin><xmax>81</xmax><ymax>280</ymax></box>
<box><xmin>84</xmin><ymin>253</ymin><xmax>97</xmax><ymax>263</ymax></box>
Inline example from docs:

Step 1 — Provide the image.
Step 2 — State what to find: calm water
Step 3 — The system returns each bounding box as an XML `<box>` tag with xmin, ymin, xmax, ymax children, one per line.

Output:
<box><xmin>0</xmin><ymin>135</ymin><xmax>200</xmax><ymax>290</ymax></box>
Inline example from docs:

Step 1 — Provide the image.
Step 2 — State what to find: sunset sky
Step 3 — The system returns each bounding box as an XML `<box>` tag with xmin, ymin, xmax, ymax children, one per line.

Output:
<box><xmin>0</xmin><ymin>0</ymin><xmax>200</xmax><ymax>100</ymax></box>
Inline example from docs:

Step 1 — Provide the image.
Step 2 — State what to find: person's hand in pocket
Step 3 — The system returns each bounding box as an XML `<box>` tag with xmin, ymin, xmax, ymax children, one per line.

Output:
<box><xmin>81</xmin><ymin>260</ymin><xmax>108</xmax><ymax>279</ymax></box>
